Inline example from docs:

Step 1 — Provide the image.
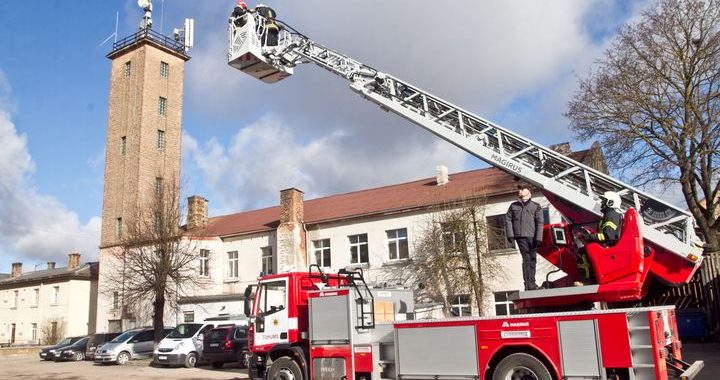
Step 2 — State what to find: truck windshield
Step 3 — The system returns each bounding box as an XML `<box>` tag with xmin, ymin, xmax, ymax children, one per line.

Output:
<box><xmin>167</xmin><ymin>323</ymin><xmax>204</xmax><ymax>339</ymax></box>
<box><xmin>257</xmin><ymin>280</ymin><xmax>286</xmax><ymax>316</ymax></box>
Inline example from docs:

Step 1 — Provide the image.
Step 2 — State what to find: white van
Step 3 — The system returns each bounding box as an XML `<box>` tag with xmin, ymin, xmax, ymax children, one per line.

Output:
<box><xmin>153</xmin><ymin>323</ymin><xmax>215</xmax><ymax>368</ymax></box>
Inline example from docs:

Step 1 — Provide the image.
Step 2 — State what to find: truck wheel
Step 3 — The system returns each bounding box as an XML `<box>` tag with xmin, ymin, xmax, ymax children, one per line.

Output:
<box><xmin>116</xmin><ymin>351</ymin><xmax>130</xmax><ymax>365</ymax></box>
<box><xmin>184</xmin><ymin>352</ymin><xmax>197</xmax><ymax>368</ymax></box>
<box><xmin>492</xmin><ymin>353</ymin><xmax>551</xmax><ymax>380</ymax></box>
<box><xmin>267</xmin><ymin>356</ymin><xmax>303</xmax><ymax>380</ymax></box>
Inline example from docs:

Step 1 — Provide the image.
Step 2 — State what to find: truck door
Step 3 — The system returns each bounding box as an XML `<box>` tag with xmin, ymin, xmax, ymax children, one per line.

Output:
<box><xmin>253</xmin><ymin>278</ymin><xmax>289</xmax><ymax>347</ymax></box>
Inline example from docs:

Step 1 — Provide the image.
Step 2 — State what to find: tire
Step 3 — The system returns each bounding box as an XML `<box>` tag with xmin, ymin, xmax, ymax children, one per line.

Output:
<box><xmin>492</xmin><ymin>353</ymin><xmax>552</xmax><ymax>380</ymax></box>
<box><xmin>267</xmin><ymin>356</ymin><xmax>303</xmax><ymax>380</ymax></box>
<box><xmin>184</xmin><ymin>352</ymin><xmax>197</xmax><ymax>368</ymax></box>
<box><xmin>116</xmin><ymin>351</ymin><xmax>130</xmax><ymax>365</ymax></box>
<box><xmin>212</xmin><ymin>361</ymin><xmax>224</xmax><ymax>368</ymax></box>
<box><xmin>74</xmin><ymin>351</ymin><xmax>85</xmax><ymax>361</ymax></box>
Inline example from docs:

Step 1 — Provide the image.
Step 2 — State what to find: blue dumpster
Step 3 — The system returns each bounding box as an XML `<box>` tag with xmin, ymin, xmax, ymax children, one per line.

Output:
<box><xmin>677</xmin><ymin>309</ymin><xmax>706</xmax><ymax>340</ymax></box>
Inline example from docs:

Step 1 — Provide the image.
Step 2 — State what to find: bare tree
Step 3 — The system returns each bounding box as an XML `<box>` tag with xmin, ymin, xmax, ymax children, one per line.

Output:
<box><xmin>395</xmin><ymin>198</ymin><xmax>502</xmax><ymax>317</ymax></box>
<box><xmin>40</xmin><ymin>317</ymin><xmax>67</xmax><ymax>345</ymax></box>
<box><xmin>566</xmin><ymin>0</ymin><xmax>720</xmax><ymax>249</ymax></box>
<box><xmin>102</xmin><ymin>180</ymin><xmax>202</xmax><ymax>345</ymax></box>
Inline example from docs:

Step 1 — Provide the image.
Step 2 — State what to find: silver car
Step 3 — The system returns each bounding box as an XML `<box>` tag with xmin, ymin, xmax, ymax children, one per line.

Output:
<box><xmin>94</xmin><ymin>328</ymin><xmax>171</xmax><ymax>365</ymax></box>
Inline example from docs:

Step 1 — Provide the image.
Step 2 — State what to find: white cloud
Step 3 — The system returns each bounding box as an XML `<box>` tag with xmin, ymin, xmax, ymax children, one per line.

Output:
<box><xmin>184</xmin><ymin>113</ymin><xmax>466</xmax><ymax>211</ymax></box>
<box><xmin>0</xmin><ymin>76</ymin><xmax>100</xmax><ymax>266</ymax></box>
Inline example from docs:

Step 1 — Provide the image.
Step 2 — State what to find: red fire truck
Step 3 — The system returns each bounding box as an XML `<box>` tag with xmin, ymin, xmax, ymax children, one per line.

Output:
<box><xmin>228</xmin><ymin>7</ymin><xmax>706</xmax><ymax>380</ymax></box>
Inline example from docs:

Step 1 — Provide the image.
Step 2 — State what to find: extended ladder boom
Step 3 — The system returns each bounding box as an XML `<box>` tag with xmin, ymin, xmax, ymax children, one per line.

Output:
<box><xmin>227</xmin><ymin>12</ymin><xmax>703</xmax><ymax>284</ymax></box>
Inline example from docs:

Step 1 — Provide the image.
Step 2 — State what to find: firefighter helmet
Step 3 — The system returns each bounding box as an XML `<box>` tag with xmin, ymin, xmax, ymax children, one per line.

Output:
<box><xmin>600</xmin><ymin>191</ymin><xmax>622</xmax><ymax>209</ymax></box>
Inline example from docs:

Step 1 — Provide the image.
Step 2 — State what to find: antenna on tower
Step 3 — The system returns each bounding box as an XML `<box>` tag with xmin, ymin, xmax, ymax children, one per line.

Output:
<box><xmin>173</xmin><ymin>18</ymin><xmax>195</xmax><ymax>52</ymax></box>
<box><xmin>99</xmin><ymin>12</ymin><xmax>119</xmax><ymax>47</ymax></box>
<box><xmin>138</xmin><ymin>0</ymin><xmax>153</xmax><ymax>31</ymax></box>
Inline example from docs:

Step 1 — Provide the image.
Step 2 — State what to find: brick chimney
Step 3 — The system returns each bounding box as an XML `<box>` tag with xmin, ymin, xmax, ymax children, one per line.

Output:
<box><xmin>47</xmin><ymin>262</ymin><xmax>56</xmax><ymax>270</ymax></box>
<box><xmin>68</xmin><ymin>252</ymin><xmax>81</xmax><ymax>269</ymax></box>
<box><xmin>436</xmin><ymin>165</ymin><xmax>449</xmax><ymax>186</ymax></box>
<box><xmin>187</xmin><ymin>196</ymin><xmax>209</xmax><ymax>230</ymax></box>
<box><xmin>277</xmin><ymin>188</ymin><xmax>307</xmax><ymax>272</ymax></box>
<box><xmin>11</xmin><ymin>262</ymin><xmax>22</xmax><ymax>278</ymax></box>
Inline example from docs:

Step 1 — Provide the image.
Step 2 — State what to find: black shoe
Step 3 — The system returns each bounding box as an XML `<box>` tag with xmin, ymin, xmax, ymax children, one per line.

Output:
<box><xmin>525</xmin><ymin>283</ymin><xmax>539</xmax><ymax>291</ymax></box>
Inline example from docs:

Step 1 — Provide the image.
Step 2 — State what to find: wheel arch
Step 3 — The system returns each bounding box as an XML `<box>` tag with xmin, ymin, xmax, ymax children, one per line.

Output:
<box><xmin>268</xmin><ymin>344</ymin><xmax>309</xmax><ymax>380</ymax></box>
<box><xmin>484</xmin><ymin>345</ymin><xmax>559</xmax><ymax>380</ymax></box>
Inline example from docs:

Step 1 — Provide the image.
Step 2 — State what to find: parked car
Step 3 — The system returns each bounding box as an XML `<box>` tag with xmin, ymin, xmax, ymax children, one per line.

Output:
<box><xmin>153</xmin><ymin>323</ymin><xmax>216</xmax><ymax>368</ymax></box>
<box><xmin>54</xmin><ymin>337</ymin><xmax>91</xmax><ymax>361</ymax></box>
<box><xmin>85</xmin><ymin>332</ymin><xmax>121</xmax><ymax>360</ymax></box>
<box><xmin>202</xmin><ymin>325</ymin><xmax>249</xmax><ymax>368</ymax></box>
<box><xmin>94</xmin><ymin>327</ymin><xmax>172</xmax><ymax>365</ymax></box>
<box><xmin>38</xmin><ymin>336</ymin><xmax>85</xmax><ymax>361</ymax></box>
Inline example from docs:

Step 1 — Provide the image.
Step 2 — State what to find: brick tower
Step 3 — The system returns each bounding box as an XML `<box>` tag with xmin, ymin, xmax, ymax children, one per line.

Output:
<box><xmin>97</xmin><ymin>24</ymin><xmax>190</xmax><ymax>332</ymax></box>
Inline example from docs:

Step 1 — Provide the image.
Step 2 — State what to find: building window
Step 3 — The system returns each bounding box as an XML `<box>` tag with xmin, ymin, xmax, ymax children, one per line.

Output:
<box><xmin>158</xmin><ymin>97</ymin><xmax>167</xmax><ymax>116</ymax></box>
<box><xmin>262</xmin><ymin>246</ymin><xmax>273</xmax><ymax>275</ymax></box>
<box><xmin>124</xmin><ymin>61</ymin><xmax>131</xmax><ymax>77</ymax></box>
<box><xmin>486</xmin><ymin>215</ymin><xmax>514</xmax><ymax>251</ymax></box>
<box><xmin>31</xmin><ymin>323</ymin><xmax>37</xmax><ymax>342</ymax></box>
<box><xmin>184</xmin><ymin>311</ymin><xmax>195</xmax><ymax>323</ymax></box>
<box><xmin>442</xmin><ymin>223</ymin><xmax>465</xmax><ymax>255</ymax></box>
<box><xmin>157</xmin><ymin>130</ymin><xmax>165</xmax><ymax>151</ymax></box>
<box><xmin>155</xmin><ymin>177</ymin><xmax>163</xmax><ymax>196</ymax></box>
<box><xmin>12</xmin><ymin>290</ymin><xmax>18</xmax><ymax>308</ymax></box>
<box><xmin>112</xmin><ymin>292</ymin><xmax>120</xmax><ymax>309</ymax></box>
<box><xmin>160</xmin><ymin>61</ymin><xmax>169</xmax><ymax>78</ymax></box>
<box><xmin>494</xmin><ymin>291</ymin><xmax>518</xmax><ymax>316</ymax></box>
<box><xmin>313</xmin><ymin>239</ymin><xmax>331</xmax><ymax>268</ymax></box>
<box><xmin>386</xmin><ymin>228</ymin><xmax>409</xmax><ymax>260</ymax></box>
<box><xmin>116</xmin><ymin>217</ymin><xmax>122</xmax><ymax>239</ymax></box>
<box><xmin>32</xmin><ymin>288</ymin><xmax>39</xmax><ymax>307</ymax></box>
<box><xmin>450</xmin><ymin>294</ymin><xmax>471</xmax><ymax>316</ymax></box>
<box><xmin>52</xmin><ymin>286</ymin><xmax>60</xmax><ymax>305</ymax></box>
<box><xmin>227</xmin><ymin>251</ymin><xmax>239</xmax><ymax>279</ymax></box>
<box><xmin>121</xmin><ymin>136</ymin><xmax>127</xmax><ymax>155</ymax></box>
<box><xmin>199</xmin><ymin>249</ymin><xmax>210</xmax><ymax>277</ymax></box>
<box><xmin>349</xmin><ymin>234</ymin><xmax>369</xmax><ymax>264</ymax></box>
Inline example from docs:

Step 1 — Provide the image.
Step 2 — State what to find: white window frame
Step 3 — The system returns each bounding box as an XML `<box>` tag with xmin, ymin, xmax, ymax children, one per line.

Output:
<box><xmin>386</xmin><ymin>228</ymin><xmax>409</xmax><ymax>261</ymax></box>
<box><xmin>160</xmin><ymin>61</ymin><xmax>169</xmax><ymax>78</ymax></box>
<box><xmin>261</xmin><ymin>246</ymin><xmax>273</xmax><ymax>275</ymax></box>
<box><xmin>158</xmin><ymin>97</ymin><xmax>167</xmax><ymax>116</ymax></box>
<box><xmin>52</xmin><ymin>286</ymin><xmax>60</xmax><ymax>305</ymax></box>
<box><xmin>486</xmin><ymin>214</ymin><xmax>515</xmax><ymax>252</ymax></box>
<box><xmin>199</xmin><ymin>249</ymin><xmax>210</xmax><ymax>277</ymax></box>
<box><xmin>12</xmin><ymin>290</ymin><xmax>18</xmax><ymax>308</ymax></box>
<box><xmin>450</xmin><ymin>294</ymin><xmax>471</xmax><ymax>316</ymax></box>
<box><xmin>494</xmin><ymin>291</ymin><xmax>518</xmax><ymax>316</ymax></box>
<box><xmin>32</xmin><ymin>288</ymin><xmax>39</xmax><ymax>307</ymax></box>
<box><xmin>183</xmin><ymin>311</ymin><xmax>195</xmax><ymax>323</ymax></box>
<box><xmin>227</xmin><ymin>251</ymin><xmax>239</xmax><ymax>279</ymax></box>
<box><xmin>313</xmin><ymin>239</ymin><xmax>331</xmax><ymax>268</ymax></box>
<box><xmin>112</xmin><ymin>291</ymin><xmax>120</xmax><ymax>309</ymax></box>
<box><xmin>31</xmin><ymin>323</ymin><xmax>37</xmax><ymax>342</ymax></box>
<box><xmin>441</xmin><ymin>223</ymin><xmax>464</xmax><ymax>255</ymax></box>
<box><xmin>349</xmin><ymin>234</ymin><xmax>369</xmax><ymax>265</ymax></box>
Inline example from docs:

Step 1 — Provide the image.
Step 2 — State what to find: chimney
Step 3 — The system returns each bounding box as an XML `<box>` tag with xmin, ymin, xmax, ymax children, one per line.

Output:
<box><xmin>11</xmin><ymin>262</ymin><xmax>22</xmax><ymax>278</ymax></box>
<box><xmin>187</xmin><ymin>196</ymin><xmax>209</xmax><ymax>230</ymax></box>
<box><xmin>436</xmin><ymin>165</ymin><xmax>449</xmax><ymax>186</ymax></box>
<box><xmin>68</xmin><ymin>252</ymin><xmax>81</xmax><ymax>269</ymax></box>
<box><xmin>277</xmin><ymin>188</ymin><xmax>307</xmax><ymax>272</ymax></box>
<box><xmin>47</xmin><ymin>262</ymin><xmax>56</xmax><ymax>270</ymax></box>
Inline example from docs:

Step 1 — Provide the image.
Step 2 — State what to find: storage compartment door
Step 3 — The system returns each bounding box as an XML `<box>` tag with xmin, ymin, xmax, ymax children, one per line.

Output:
<box><xmin>558</xmin><ymin>320</ymin><xmax>602</xmax><ymax>377</ymax></box>
<box><xmin>396</xmin><ymin>325</ymin><xmax>478</xmax><ymax>379</ymax></box>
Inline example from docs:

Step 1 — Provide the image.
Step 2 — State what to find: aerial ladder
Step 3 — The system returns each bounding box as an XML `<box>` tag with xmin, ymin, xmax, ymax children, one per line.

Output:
<box><xmin>227</xmin><ymin>10</ymin><xmax>704</xmax><ymax>309</ymax></box>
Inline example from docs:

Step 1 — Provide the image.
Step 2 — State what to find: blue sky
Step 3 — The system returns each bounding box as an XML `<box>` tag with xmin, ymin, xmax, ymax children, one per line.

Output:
<box><xmin>0</xmin><ymin>0</ymin><xmax>648</xmax><ymax>272</ymax></box>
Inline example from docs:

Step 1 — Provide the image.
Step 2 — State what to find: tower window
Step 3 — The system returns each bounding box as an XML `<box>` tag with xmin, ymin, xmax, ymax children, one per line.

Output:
<box><xmin>121</xmin><ymin>136</ymin><xmax>127</xmax><ymax>155</ymax></box>
<box><xmin>159</xmin><ymin>97</ymin><xmax>167</xmax><ymax>116</ymax></box>
<box><xmin>155</xmin><ymin>177</ymin><xmax>163</xmax><ymax>196</ymax></box>
<box><xmin>124</xmin><ymin>61</ymin><xmax>131</xmax><ymax>77</ymax></box>
<box><xmin>157</xmin><ymin>130</ymin><xmax>165</xmax><ymax>151</ymax></box>
<box><xmin>116</xmin><ymin>218</ymin><xmax>122</xmax><ymax>239</ymax></box>
<box><xmin>160</xmin><ymin>61</ymin><xmax>169</xmax><ymax>78</ymax></box>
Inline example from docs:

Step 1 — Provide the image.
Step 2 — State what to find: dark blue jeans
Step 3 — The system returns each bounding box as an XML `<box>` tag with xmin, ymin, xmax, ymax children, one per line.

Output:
<box><xmin>516</xmin><ymin>237</ymin><xmax>537</xmax><ymax>290</ymax></box>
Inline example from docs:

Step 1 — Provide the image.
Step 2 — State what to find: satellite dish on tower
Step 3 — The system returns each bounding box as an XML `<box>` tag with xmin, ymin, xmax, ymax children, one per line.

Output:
<box><xmin>138</xmin><ymin>0</ymin><xmax>153</xmax><ymax>30</ymax></box>
<box><xmin>138</xmin><ymin>0</ymin><xmax>152</xmax><ymax>10</ymax></box>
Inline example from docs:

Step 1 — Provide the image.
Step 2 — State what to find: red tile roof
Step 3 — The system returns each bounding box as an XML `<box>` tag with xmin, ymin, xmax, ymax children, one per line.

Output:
<box><xmin>199</xmin><ymin>167</ymin><xmax>516</xmax><ymax>238</ymax></box>
<box><xmin>197</xmin><ymin>147</ymin><xmax>601</xmax><ymax>238</ymax></box>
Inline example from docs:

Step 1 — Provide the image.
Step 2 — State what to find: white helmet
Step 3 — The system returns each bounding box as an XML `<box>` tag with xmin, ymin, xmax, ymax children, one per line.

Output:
<box><xmin>601</xmin><ymin>191</ymin><xmax>622</xmax><ymax>210</ymax></box>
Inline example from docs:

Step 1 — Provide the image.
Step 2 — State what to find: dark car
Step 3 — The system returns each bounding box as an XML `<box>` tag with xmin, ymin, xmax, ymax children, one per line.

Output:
<box><xmin>54</xmin><ymin>337</ymin><xmax>90</xmax><ymax>361</ymax></box>
<box><xmin>85</xmin><ymin>332</ymin><xmax>121</xmax><ymax>360</ymax></box>
<box><xmin>202</xmin><ymin>325</ymin><xmax>249</xmax><ymax>368</ymax></box>
<box><xmin>38</xmin><ymin>336</ymin><xmax>85</xmax><ymax>361</ymax></box>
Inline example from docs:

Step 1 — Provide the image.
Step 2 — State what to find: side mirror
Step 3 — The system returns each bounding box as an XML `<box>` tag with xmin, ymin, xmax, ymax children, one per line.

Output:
<box><xmin>243</xmin><ymin>284</ymin><xmax>257</xmax><ymax>316</ymax></box>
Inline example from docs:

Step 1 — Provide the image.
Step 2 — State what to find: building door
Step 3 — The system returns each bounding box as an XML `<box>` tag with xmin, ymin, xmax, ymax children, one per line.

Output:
<box><xmin>10</xmin><ymin>324</ymin><xmax>16</xmax><ymax>344</ymax></box>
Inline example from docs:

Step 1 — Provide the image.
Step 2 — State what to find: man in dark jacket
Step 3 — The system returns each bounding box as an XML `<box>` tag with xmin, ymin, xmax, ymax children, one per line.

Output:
<box><xmin>505</xmin><ymin>183</ymin><xmax>544</xmax><ymax>290</ymax></box>
<box><xmin>256</xmin><ymin>4</ymin><xmax>280</xmax><ymax>46</ymax></box>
